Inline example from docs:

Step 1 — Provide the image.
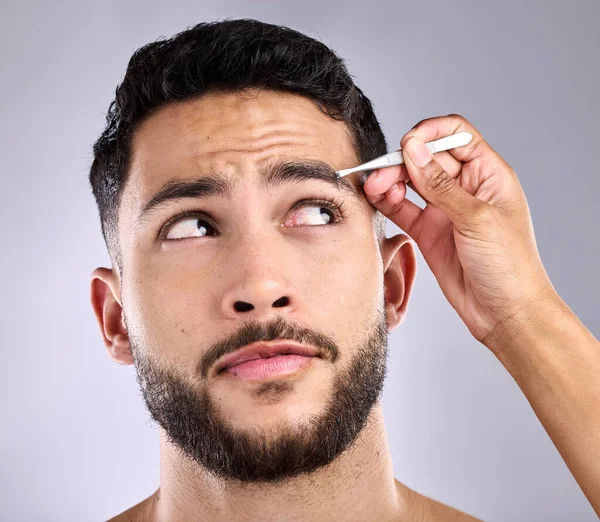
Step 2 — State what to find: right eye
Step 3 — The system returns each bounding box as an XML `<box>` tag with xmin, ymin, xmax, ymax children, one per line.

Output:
<box><xmin>163</xmin><ymin>212</ymin><xmax>217</xmax><ymax>240</ymax></box>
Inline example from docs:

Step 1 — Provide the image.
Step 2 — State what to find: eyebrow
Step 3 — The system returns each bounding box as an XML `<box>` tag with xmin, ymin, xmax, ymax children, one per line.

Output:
<box><xmin>135</xmin><ymin>159</ymin><xmax>361</xmax><ymax>226</ymax></box>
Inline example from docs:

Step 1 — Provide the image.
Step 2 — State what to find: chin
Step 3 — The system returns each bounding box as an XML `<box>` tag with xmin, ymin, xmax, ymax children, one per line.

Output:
<box><xmin>211</xmin><ymin>369</ymin><xmax>333</xmax><ymax>431</ymax></box>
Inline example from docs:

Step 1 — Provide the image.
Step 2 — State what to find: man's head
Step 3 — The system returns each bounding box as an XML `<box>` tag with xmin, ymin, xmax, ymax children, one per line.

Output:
<box><xmin>89</xmin><ymin>19</ymin><xmax>416</xmax><ymax>484</ymax></box>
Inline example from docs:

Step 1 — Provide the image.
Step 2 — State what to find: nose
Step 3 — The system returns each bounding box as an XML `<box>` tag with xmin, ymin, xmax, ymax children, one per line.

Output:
<box><xmin>232</xmin><ymin>295</ymin><xmax>290</xmax><ymax>312</ymax></box>
<box><xmin>222</xmin><ymin>282</ymin><xmax>293</xmax><ymax>318</ymax></box>
<box><xmin>220</xmin><ymin>225</ymin><xmax>298</xmax><ymax>320</ymax></box>
<box><xmin>221</xmin><ymin>270</ymin><xmax>296</xmax><ymax>319</ymax></box>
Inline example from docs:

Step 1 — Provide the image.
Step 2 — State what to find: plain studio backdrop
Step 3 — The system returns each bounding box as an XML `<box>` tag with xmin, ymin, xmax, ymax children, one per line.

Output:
<box><xmin>1</xmin><ymin>1</ymin><xmax>598</xmax><ymax>521</ymax></box>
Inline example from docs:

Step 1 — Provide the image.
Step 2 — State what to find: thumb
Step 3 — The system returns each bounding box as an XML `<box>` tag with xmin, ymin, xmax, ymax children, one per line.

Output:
<box><xmin>403</xmin><ymin>137</ymin><xmax>482</xmax><ymax>227</ymax></box>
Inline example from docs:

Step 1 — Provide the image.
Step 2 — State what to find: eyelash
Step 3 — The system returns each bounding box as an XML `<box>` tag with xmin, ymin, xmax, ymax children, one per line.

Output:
<box><xmin>158</xmin><ymin>196</ymin><xmax>348</xmax><ymax>240</ymax></box>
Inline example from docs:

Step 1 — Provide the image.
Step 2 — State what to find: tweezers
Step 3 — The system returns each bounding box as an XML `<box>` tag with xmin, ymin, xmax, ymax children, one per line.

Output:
<box><xmin>335</xmin><ymin>132</ymin><xmax>473</xmax><ymax>178</ymax></box>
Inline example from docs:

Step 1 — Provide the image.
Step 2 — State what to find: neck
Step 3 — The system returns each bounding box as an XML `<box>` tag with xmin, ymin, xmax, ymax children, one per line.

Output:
<box><xmin>151</xmin><ymin>405</ymin><xmax>404</xmax><ymax>521</ymax></box>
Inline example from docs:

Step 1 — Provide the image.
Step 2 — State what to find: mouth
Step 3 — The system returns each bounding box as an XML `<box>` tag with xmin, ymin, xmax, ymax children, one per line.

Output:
<box><xmin>216</xmin><ymin>341</ymin><xmax>323</xmax><ymax>381</ymax></box>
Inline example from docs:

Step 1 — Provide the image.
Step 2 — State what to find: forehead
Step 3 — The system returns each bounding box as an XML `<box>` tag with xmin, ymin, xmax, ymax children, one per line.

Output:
<box><xmin>123</xmin><ymin>89</ymin><xmax>361</xmax><ymax>211</ymax></box>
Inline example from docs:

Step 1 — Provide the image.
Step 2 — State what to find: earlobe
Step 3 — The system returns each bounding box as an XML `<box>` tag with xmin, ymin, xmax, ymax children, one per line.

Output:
<box><xmin>90</xmin><ymin>267</ymin><xmax>133</xmax><ymax>365</ymax></box>
<box><xmin>381</xmin><ymin>234</ymin><xmax>417</xmax><ymax>331</ymax></box>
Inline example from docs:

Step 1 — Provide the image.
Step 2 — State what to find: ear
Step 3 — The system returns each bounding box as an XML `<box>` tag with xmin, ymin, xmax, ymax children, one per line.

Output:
<box><xmin>90</xmin><ymin>267</ymin><xmax>133</xmax><ymax>365</ymax></box>
<box><xmin>380</xmin><ymin>234</ymin><xmax>417</xmax><ymax>331</ymax></box>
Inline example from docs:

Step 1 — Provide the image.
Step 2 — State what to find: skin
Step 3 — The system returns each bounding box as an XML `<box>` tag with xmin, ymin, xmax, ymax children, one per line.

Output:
<box><xmin>91</xmin><ymin>90</ymin><xmax>481</xmax><ymax>520</ymax></box>
<box><xmin>363</xmin><ymin>115</ymin><xmax>600</xmax><ymax>516</ymax></box>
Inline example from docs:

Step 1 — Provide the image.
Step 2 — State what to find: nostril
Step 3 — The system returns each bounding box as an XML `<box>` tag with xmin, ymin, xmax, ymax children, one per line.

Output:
<box><xmin>272</xmin><ymin>296</ymin><xmax>289</xmax><ymax>307</ymax></box>
<box><xmin>234</xmin><ymin>301</ymin><xmax>254</xmax><ymax>312</ymax></box>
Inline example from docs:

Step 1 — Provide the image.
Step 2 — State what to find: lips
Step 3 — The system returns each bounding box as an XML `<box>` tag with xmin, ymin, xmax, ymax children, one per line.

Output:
<box><xmin>216</xmin><ymin>341</ymin><xmax>322</xmax><ymax>373</ymax></box>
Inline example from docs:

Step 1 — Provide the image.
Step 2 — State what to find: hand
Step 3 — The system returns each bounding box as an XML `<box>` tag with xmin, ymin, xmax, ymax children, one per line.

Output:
<box><xmin>363</xmin><ymin>114</ymin><xmax>557</xmax><ymax>351</ymax></box>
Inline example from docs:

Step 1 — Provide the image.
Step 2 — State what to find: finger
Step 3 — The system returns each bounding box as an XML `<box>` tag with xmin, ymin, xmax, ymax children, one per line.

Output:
<box><xmin>364</xmin><ymin>151</ymin><xmax>462</xmax><ymax>197</ymax></box>
<box><xmin>365</xmin><ymin>169</ymin><xmax>433</xmax><ymax>208</ymax></box>
<box><xmin>384</xmin><ymin>180</ymin><xmax>407</xmax><ymax>204</ymax></box>
<box><xmin>401</xmin><ymin>113</ymin><xmax>505</xmax><ymax>171</ymax></box>
<box><xmin>402</xmin><ymin>137</ymin><xmax>485</xmax><ymax>230</ymax></box>
<box><xmin>425</xmin><ymin>150</ymin><xmax>462</xmax><ymax>178</ymax></box>
<box><xmin>405</xmin><ymin>180</ymin><xmax>454</xmax><ymax>234</ymax></box>
<box><xmin>402</xmin><ymin>152</ymin><xmax>465</xmax><ymax>202</ymax></box>
<box><xmin>370</xmin><ymin>183</ymin><xmax>424</xmax><ymax>237</ymax></box>
<box><xmin>363</xmin><ymin>165</ymin><xmax>403</xmax><ymax>196</ymax></box>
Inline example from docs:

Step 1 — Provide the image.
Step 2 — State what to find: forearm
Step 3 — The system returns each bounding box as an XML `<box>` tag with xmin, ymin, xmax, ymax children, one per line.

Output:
<box><xmin>486</xmin><ymin>294</ymin><xmax>600</xmax><ymax>516</ymax></box>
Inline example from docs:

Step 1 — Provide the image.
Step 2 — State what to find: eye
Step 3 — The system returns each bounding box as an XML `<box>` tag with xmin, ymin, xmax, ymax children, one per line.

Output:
<box><xmin>160</xmin><ymin>197</ymin><xmax>345</xmax><ymax>241</ymax></box>
<box><xmin>286</xmin><ymin>199</ymin><xmax>342</xmax><ymax>227</ymax></box>
<box><xmin>164</xmin><ymin>214</ymin><xmax>216</xmax><ymax>240</ymax></box>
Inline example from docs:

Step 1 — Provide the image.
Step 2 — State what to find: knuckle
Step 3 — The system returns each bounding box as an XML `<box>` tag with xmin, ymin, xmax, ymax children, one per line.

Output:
<box><xmin>446</xmin><ymin>113</ymin><xmax>472</xmax><ymax>128</ymax></box>
<box><xmin>389</xmin><ymin>199</ymin><xmax>407</xmax><ymax>215</ymax></box>
<box><xmin>425</xmin><ymin>167</ymin><xmax>455</xmax><ymax>194</ymax></box>
<box><xmin>402</xmin><ymin>117</ymin><xmax>436</xmax><ymax>143</ymax></box>
<box><xmin>413</xmin><ymin>116</ymin><xmax>434</xmax><ymax>128</ymax></box>
<box><xmin>400</xmin><ymin>132</ymin><xmax>416</xmax><ymax>146</ymax></box>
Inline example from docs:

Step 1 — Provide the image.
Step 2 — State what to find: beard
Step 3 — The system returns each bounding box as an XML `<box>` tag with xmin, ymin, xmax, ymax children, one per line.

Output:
<box><xmin>128</xmin><ymin>305</ymin><xmax>389</xmax><ymax>484</ymax></box>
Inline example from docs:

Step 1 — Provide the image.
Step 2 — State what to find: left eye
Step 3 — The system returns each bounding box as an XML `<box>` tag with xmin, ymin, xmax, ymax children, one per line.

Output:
<box><xmin>287</xmin><ymin>204</ymin><xmax>337</xmax><ymax>226</ymax></box>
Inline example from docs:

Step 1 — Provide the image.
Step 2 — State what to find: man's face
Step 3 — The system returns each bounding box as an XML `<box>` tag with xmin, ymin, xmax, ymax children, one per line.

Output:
<box><xmin>117</xmin><ymin>89</ymin><xmax>392</xmax><ymax>482</ymax></box>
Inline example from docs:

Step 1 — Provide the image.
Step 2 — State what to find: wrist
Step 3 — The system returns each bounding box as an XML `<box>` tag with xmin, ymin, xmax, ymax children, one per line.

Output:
<box><xmin>482</xmin><ymin>287</ymin><xmax>566</xmax><ymax>359</ymax></box>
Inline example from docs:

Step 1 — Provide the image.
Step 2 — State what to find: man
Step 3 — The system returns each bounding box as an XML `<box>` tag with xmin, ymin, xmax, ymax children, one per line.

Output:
<box><xmin>89</xmin><ymin>19</ymin><xmax>600</xmax><ymax>521</ymax></box>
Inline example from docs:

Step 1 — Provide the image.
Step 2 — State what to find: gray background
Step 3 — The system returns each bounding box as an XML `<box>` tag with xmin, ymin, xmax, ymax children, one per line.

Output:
<box><xmin>1</xmin><ymin>1</ymin><xmax>598</xmax><ymax>520</ymax></box>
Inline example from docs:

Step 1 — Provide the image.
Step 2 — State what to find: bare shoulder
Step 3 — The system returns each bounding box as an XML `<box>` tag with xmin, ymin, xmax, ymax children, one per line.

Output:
<box><xmin>414</xmin><ymin>493</ymin><xmax>482</xmax><ymax>521</ymax></box>
<box><xmin>397</xmin><ymin>481</ymin><xmax>482</xmax><ymax>521</ymax></box>
<box><xmin>106</xmin><ymin>491</ymin><xmax>157</xmax><ymax>522</ymax></box>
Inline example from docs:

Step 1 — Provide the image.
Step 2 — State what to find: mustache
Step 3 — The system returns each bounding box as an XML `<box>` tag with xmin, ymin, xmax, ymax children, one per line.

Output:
<box><xmin>198</xmin><ymin>316</ymin><xmax>340</xmax><ymax>379</ymax></box>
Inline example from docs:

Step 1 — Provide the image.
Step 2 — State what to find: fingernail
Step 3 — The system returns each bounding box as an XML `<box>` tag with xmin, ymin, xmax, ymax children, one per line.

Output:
<box><xmin>367</xmin><ymin>169</ymin><xmax>379</xmax><ymax>182</ymax></box>
<box><xmin>404</xmin><ymin>138</ymin><xmax>432</xmax><ymax>168</ymax></box>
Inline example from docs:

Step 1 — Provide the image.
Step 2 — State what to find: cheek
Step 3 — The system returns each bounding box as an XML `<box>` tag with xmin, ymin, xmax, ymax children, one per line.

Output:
<box><xmin>123</xmin><ymin>259</ymin><xmax>213</xmax><ymax>359</ymax></box>
<box><xmin>301</xmin><ymin>237</ymin><xmax>382</xmax><ymax>320</ymax></box>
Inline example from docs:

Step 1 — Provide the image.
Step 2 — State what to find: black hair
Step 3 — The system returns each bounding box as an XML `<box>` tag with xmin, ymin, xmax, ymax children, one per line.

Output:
<box><xmin>89</xmin><ymin>18</ymin><xmax>387</xmax><ymax>270</ymax></box>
